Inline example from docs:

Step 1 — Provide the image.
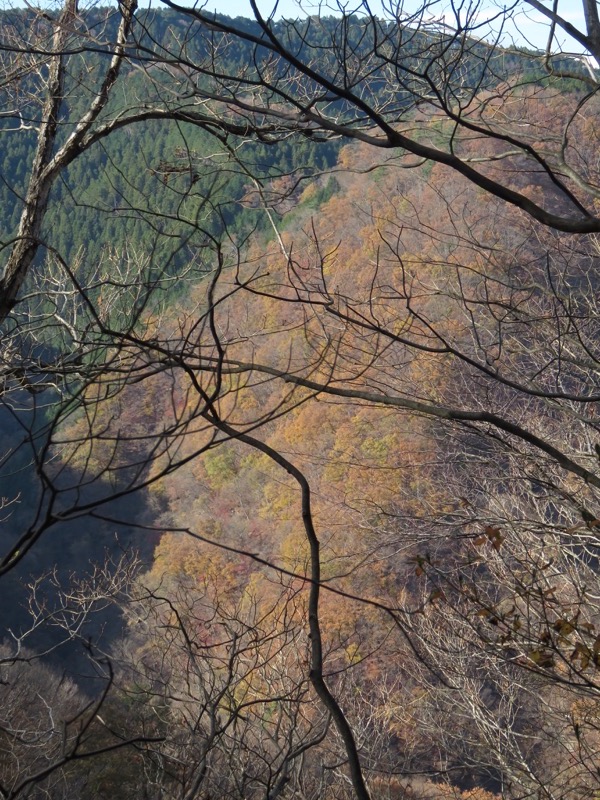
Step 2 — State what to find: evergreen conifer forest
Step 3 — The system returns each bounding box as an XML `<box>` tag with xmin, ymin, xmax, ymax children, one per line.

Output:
<box><xmin>1</xmin><ymin>2</ymin><xmax>600</xmax><ymax>797</ymax></box>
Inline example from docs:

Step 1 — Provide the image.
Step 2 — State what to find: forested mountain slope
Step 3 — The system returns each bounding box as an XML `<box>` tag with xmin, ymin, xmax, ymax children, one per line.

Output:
<box><xmin>1</xmin><ymin>2</ymin><xmax>600</xmax><ymax>799</ymax></box>
<box><xmin>0</xmin><ymin>5</ymin><xmax>545</xmax><ymax>614</ymax></box>
<box><xmin>0</xmin><ymin>5</ymin><xmax>560</xmax><ymax>278</ymax></box>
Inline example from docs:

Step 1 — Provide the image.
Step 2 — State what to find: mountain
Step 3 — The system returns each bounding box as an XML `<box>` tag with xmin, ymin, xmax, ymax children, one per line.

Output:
<box><xmin>0</xmin><ymin>6</ymin><xmax>598</xmax><ymax>799</ymax></box>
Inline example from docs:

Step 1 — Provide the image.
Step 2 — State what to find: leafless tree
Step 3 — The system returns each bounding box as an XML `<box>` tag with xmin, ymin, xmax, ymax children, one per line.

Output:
<box><xmin>0</xmin><ymin>553</ymin><xmax>163</xmax><ymax>800</ymax></box>
<box><xmin>2</xmin><ymin>2</ymin><xmax>600</xmax><ymax>799</ymax></box>
<box><xmin>112</xmin><ymin>572</ymin><xmax>345</xmax><ymax>800</ymax></box>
